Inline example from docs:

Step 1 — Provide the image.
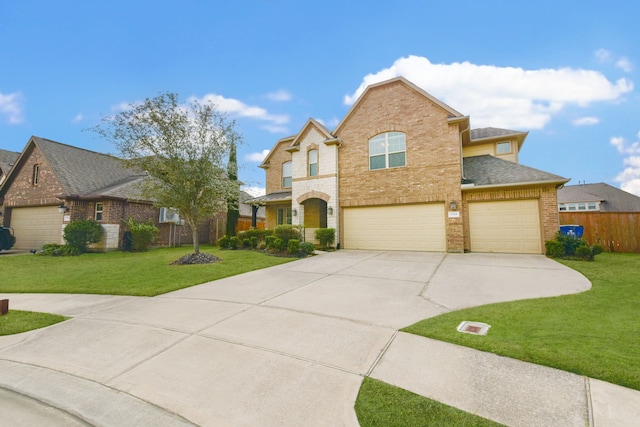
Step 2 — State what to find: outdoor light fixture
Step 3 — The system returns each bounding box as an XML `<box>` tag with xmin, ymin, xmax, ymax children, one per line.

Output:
<box><xmin>57</xmin><ymin>204</ymin><xmax>69</xmax><ymax>214</ymax></box>
<box><xmin>292</xmin><ymin>208</ymin><xmax>297</xmax><ymax>216</ymax></box>
<box><xmin>450</xmin><ymin>201</ymin><xmax>457</xmax><ymax>211</ymax></box>
<box><xmin>327</xmin><ymin>206</ymin><xmax>334</xmax><ymax>215</ymax></box>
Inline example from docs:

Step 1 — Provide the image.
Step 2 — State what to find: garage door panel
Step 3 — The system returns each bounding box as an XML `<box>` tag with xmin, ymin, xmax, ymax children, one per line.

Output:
<box><xmin>11</xmin><ymin>206</ymin><xmax>64</xmax><ymax>250</ymax></box>
<box><xmin>469</xmin><ymin>200</ymin><xmax>542</xmax><ymax>254</ymax></box>
<box><xmin>343</xmin><ymin>204</ymin><xmax>445</xmax><ymax>251</ymax></box>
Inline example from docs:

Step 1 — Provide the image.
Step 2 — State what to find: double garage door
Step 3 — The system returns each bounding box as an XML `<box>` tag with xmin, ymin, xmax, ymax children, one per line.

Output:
<box><xmin>10</xmin><ymin>206</ymin><xmax>64</xmax><ymax>250</ymax></box>
<box><xmin>342</xmin><ymin>200</ymin><xmax>542</xmax><ymax>254</ymax></box>
<box><xmin>343</xmin><ymin>204</ymin><xmax>446</xmax><ymax>251</ymax></box>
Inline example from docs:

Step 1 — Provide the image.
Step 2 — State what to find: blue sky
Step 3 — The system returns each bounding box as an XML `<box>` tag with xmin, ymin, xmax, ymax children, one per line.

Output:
<box><xmin>1</xmin><ymin>0</ymin><xmax>639</xmax><ymax>196</ymax></box>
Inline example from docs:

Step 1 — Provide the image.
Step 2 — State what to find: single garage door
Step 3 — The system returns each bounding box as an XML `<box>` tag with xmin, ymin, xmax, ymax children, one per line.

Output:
<box><xmin>10</xmin><ymin>206</ymin><xmax>64</xmax><ymax>250</ymax></box>
<box><xmin>469</xmin><ymin>200</ymin><xmax>542</xmax><ymax>254</ymax></box>
<box><xmin>343</xmin><ymin>203</ymin><xmax>446</xmax><ymax>251</ymax></box>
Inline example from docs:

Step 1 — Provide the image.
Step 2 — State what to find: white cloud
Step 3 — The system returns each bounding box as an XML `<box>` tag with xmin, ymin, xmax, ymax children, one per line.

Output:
<box><xmin>344</xmin><ymin>55</ymin><xmax>633</xmax><ymax>129</ymax></box>
<box><xmin>245</xmin><ymin>149</ymin><xmax>270</xmax><ymax>162</ymax></box>
<box><xmin>261</xmin><ymin>124</ymin><xmax>290</xmax><ymax>134</ymax></box>
<box><xmin>572</xmin><ymin>116</ymin><xmax>600</xmax><ymax>126</ymax></box>
<box><xmin>0</xmin><ymin>91</ymin><xmax>24</xmax><ymax>124</ymax></box>
<box><xmin>241</xmin><ymin>185</ymin><xmax>265</xmax><ymax>197</ymax></box>
<box><xmin>191</xmin><ymin>93</ymin><xmax>289</xmax><ymax>125</ymax></box>
<box><xmin>267</xmin><ymin>89</ymin><xmax>292</xmax><ymax>102</ymax></box>
<box><xmin>612</xmin><ymin>133</ymin><xmax>640</xmax><ymax>196</ymax></box>
<box><xmin>72</xmin><ymin>113</ymin><xmax>84</xmax><ymax>123</ymax></box>
<box><xmin>595</xmin><ymin>48</ymin><xmax>612</xmax><ymax>63</ymax></box>
<box><xmin>616</xmin><ymin>57</ymin><xmax>633</xmax><ymax>72</ymax></box>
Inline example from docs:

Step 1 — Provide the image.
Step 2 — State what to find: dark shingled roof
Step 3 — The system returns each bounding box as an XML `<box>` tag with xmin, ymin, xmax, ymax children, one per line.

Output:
<box><xmin>239</xmin><ymin>190</ymin><xmax>265</xmax><ymax>218</ymax></box>
<box><xmin>0</xmin><ymin>149</ymin><xmax>20</xmax><ymax>176</ymax></box>
<box><xmin>463</xmin><ymin>155</ymin><xmax>567</xmax><ymax>187</ymax></box>
<box><xmin>558</xmin><ymin>183</ymin><xmax>640</xmax><ymax>212</ymax></box>
<box><xmin>246</xmin><ymin>191</ymin><xmax>292</xmax><ymax>205</ymax></box>
<box><xmin>32</xmin><ymin>136</ymin><xmax>146</xmax><ymax>198</ymax></box>
<box><xmin>470</xmin><ymin>127</ymin><xmax>526</xmax><ymax>141</ymax></box>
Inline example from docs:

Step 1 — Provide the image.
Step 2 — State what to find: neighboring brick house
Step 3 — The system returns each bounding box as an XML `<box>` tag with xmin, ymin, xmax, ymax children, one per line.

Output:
<box><xmin>0</xmin><ymin>136</ymin><xmax>222</xmax><ymax>250</ymax></box>
<box><xmin>249</xmin><ymin>77</ymin><xmax>568</xmax><ymax>254</ymax></box>
<box><xmin>0</xmin><ymin>149</ymin><xmax>19</xmax><ymax>187</ymax></box>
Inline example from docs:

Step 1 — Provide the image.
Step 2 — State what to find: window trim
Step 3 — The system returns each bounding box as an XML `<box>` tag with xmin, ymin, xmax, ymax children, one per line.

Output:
<box><xmin>308</xmin><ymin>149</ymin><xmax>318</xmax><ymax>177</ymax></box>
<box><xmin>496</xmin><ymin>141</ymin><xmax>512</xmax><ymax>155</ymax></box>
<box><xmin>282</xmin><ymin>161</ymin><xmax>292</xmax><ymax>188</ymax></box>
<box><xmin>369</xmin><ymin>132</ymin><xmax>406</xmax><ymax>170</ymax></box>
<box><xmin>277</xmin><ymin>207</ymin><xmax>292</xmax><ymax>225</ymax></box>
<box><xmin>32</xmin><ymin>164</ymin><xmax>40</xmax><ymax>185</ymax></box>
<box><xmin>559</xmin><ymin>202</ymin><xmax>600</xmax><ymax>212</ymax></box>
<box><xmin>95</xmin><ymin>202</ymin><xmax>104</xmax><ymax>221</ymax></box>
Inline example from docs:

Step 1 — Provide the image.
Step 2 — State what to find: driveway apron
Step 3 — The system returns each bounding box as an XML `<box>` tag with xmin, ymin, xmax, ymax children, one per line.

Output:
<box><xmin>1</xmin><ymin>250</ymin><xmax>621</xmax><ymax>426</ymax></box>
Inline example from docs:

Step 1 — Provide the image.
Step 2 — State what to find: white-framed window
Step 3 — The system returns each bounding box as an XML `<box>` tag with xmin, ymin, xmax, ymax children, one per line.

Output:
<box><xmin>32</xmin><ymin>164</ymin><xmax>40</xmax><ymax>185</ymax></box>
<box><xmin>308</xmin><ymin>149</ymin><xmax>318</xmax><ymax>177</ymax></box>
<box><xmin>282</xmin><ymin>161</ymin><xmax>292</xmax><ymax>188</ymax></box>
<box><xmin>369</xmin><ymin>132</ymin><xmax>406</xmax><ymax>170</ymax></box>
<box><xmin>95</xmin><ymin>202</ymin><xmax>104</xmax><ymax>221</ymax></box>
<box><xmin>559</xmin><ymin>202</ymin><xmax>600</xmax><ymax>211</ymax></box>
<box><xmin>496</xmin><ymin>141</ymin><xmax>512</xmax><ymax>154</ymax></box>
<box><xmin>277</xmin><ymin>207</ymin><xmax>292</xmax><ymax>225</ymax></box>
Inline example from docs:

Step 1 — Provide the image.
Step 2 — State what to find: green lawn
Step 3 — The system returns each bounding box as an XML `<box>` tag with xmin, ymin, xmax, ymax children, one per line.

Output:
<box><xmin>403</xmin><ymin>253</ymin><xmax>640</xmax><ymax>391</ymax></box>
<box><xmin>0</xmin><ymin>246</ymin><xmax>297</xmax><ymax>296</ymax></box>
<box><xmin>0</xmin><ymin>310</ymin><xmax>67</xmax><ymax>336</ymax></box>
<box><xmin>355</xmin><ymin>378</ymin><xmax>503</xmax><ymax>427</ymax></box>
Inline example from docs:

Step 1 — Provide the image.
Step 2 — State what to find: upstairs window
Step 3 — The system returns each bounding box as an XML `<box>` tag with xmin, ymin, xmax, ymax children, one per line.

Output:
<box><xmin>496</xmin><ymin>141</ymin><xmax>512</xmax><ymax>154</ymax></box>
<box><xmin>308</xmin><ymin>149</ymin><xmax>318</xmax><ymax>177</ymax></box>
<box><xmin>369</xmin><ymin>132</ymin><xmax>406</xmax><ymax>170</ymax></box>
<box><xmin>95</xmin><ymin>202</ymin><xmax>104</xmax><ymax>221</ymax></box>
<box><xmin>32</xmin><ymin>164</ymin><xmax>40</xmax><ymax>185</ymax></box>
<box><xmin>282</xmin><ymin>161</ymin><xmax>292</xmax><ymax>188</ymax></box>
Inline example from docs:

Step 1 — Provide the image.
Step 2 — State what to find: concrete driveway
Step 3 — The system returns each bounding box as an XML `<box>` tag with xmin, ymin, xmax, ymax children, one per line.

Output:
<box><xmin>0</xmin><ymin>251</ymin><xmax>602</xmax><ymax>426</ymax></box>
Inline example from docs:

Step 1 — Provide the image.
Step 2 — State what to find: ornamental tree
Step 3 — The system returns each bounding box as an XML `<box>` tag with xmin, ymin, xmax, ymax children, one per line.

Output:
<box><xmin>92</xmin><ymin>92</ymin><xmax>241</xmax><ymax>255</ymax></box>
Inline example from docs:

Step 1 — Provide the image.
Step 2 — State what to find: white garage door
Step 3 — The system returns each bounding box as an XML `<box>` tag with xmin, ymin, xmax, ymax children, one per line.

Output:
<box><xmin>343</xmin><ymin>204</ymin><xmax>446</xmax><ymax>251</ymax></box>
<box><xmin>469</xmin><ymin>200</ymin><xmax>542</xmax><ymax>254</ymax></box>
<box><xmin>11</xmin><ymin>206</ymin><xmax>64</xmax><ymax>250</ymax></box>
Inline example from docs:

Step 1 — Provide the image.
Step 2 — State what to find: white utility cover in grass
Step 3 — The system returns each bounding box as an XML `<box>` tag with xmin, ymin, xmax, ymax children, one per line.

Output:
<box><xmin>469</xmin><ymin>199</ymin><xmax>542</xmax><ymax>254</ymax></box>
<box><xmin>343</xmin><ymin>203</ymin><xmax>446</xmax><ymax>251</ymax></box>
<box><xmin>10</xmin><ymin>206</ymin><xmax>64</xmax><ymax>250</ymax></box>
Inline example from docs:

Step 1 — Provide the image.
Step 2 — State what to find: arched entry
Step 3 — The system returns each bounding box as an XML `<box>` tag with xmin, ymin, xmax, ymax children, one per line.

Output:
<box><xmin>297</xmin><ymin>191</ymin><xmax>330</xmax><ymax>243</ymax></box>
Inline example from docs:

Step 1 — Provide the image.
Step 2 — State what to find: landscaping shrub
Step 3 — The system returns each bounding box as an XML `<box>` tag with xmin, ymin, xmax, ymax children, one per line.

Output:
<box><xmin>272</xmin><ymin>238</ymin><xmax>286</xmax><ymax>252</ymax></box>
<box><xmin>122</xmin><ymin>218</ymin><xmax>158</xmax><ymax>252</ymax></box>
<box><xmin>575</xmin><ymin>245</ymin><xmax>594</xmax><ymax>261</ymax></box>
<box><xmin>250</xmin><ymin>236</ymin><xmax>259</xmax><ymax>249</ymax></box>
<box><xmin>545</xmin><ymin>232</ymin><xmax>601</xmax><ymax>261</ymax></box>
<box><xmin>229</xmin><ymin>236</ymin><xmax>239</xmax><ymax>250</ymax></box>
<box><xmin>265</xmin><ymin>235</ymin><xmax>277</xmax><ymax>249</ymax></box>
<box><xmin>273</xmin><ymin>225</ymin><xmax>302</xmax><ymax>245</ymax></box>
<box><xmin>218</xmin><ymin>235</ymin><xmax>230</xmax><ymax>249</ymax></box>
<box><xmin>287</xmin><ymin>239</ymin><xmax>300</xmax><ymax>255</ymax></box>
<box><xmin>314</xmin><ymin>228</ymin><xmax>336</xmax><ymax>250</ymax></box>
<box><xmin>237</xmin><ymin>228</ymin><xmax>272</xmax><ymax>242</ymax></box>
<box><xmin>545</xmin><ymin>240</ymin><xmax>565</xmax><ymax>258</ymax></box>
<box><xmin>242</xmin><ymin>238</ymin><xmax>252</xmax><ymax>249</ymax></box>
<box><xmin>63</xmin><ymin>219</ymin><xmax>103</xmax><ymax>254</ymax></box>
<box><xmin>300</xmin><ymin>242</ymin><xmax>315</xmax><ymax>256</ymax></box>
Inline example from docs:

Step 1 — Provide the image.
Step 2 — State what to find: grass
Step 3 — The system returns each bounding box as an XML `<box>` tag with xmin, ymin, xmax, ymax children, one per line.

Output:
<box><xmin>0</xmin><ymin>310</ymin><xmax>67</xmax><ymax>336</ymax></box>
<box><xmin>403</xmin><ymin>252</ymin><xmax>640</xmax><ymax>391</ymax></box>
<box><xmin>355</xmin><ymin>377</ymin><xmax>504</xmax><ymax>427</ymax></box>
<box><xmin>0</xmin><ymin>245</ymin><xmax>297</xmax><ymax>296</ymax></box>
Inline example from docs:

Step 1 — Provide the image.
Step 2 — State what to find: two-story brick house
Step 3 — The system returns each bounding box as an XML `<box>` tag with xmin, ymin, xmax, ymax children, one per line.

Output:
<box><xmin>250</xmin><ymin>77</ymin><xmax>568</xmax><ymax>253</ymax></box>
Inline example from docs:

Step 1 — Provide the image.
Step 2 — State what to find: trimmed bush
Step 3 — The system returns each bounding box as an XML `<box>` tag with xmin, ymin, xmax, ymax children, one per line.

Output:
<box><xmin>63</xmin><ymin>219</ymin><xmax>103</xmax><ymax>254</ymax></box>
<box><xmin>314</xmin><ymin>228</ymin><xmax>336</xmax><ymax>250</ymax></box>
<box><xmin>265</xmin><ymin>235</ymin><xmax>277</xmax><ymax>249</ymax></box>
<box><xmin>545</xmin><ymin>240</ymin><xmax>564</xmax><ymax>258</ymax></box>
<box><xmin>545</xmin><ymin>232</ymin><xmax>601</xmax><ymax>261</ymax></box>
<box><xmin>237</xmin><ymin>228</ymin><xmax>272</xmax><ymax>242</ymax></box>
<box><xmin>122</xmin><ymin>218</ymin><xmax>159</xmax><ymax>252</ymax></box>
<box><xmin>273</xmin><ymin>225</ymin><xmax>302</xmax><ymax>245</ymax></box>
<box><xmin>575</xmin><ymin>245</ymin><xmax>594</xmax><ymax>261</ymax></box>
<box><xmin>249</xmin><ymin>236</ymin><xmax>259</xmax><ymax>249</ymax></box>
<box><xmin>218</xmin><ymin>235</ymin><xmax>230</xmax><ymax>249</ymax></box>
<box><xmin>272</xmin><ymin>238</ymin><xmax>286</xmax><ymax>252</ymax></box>
<box><xmin>287</xmin><ymin>239</ymin><xmax>300</xmax><ymax>255</ymax></box>
<box><xmin>300</xmin><ymin>242</ymin><xmax>315</xmax><ymax>256</ymax></box>
<box><xmin>242</xmin><ymin>238</ymin><xmax>252</xmax><ymax>249</ymax></box>
<box><xmin>229</xmin><ymin>236</ymin><xmax>239</xmax><ymax>250</ymax></box>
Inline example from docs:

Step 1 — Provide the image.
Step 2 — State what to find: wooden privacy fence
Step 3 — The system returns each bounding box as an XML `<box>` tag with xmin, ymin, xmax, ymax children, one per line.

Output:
<box><xmin>560</xmin><ymin>212</ymin><xmax>640</xmax><ymax>253</ymax></box>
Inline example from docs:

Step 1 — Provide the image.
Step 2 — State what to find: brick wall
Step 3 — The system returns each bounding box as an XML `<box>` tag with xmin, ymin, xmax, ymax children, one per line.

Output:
<box><xmin>335</xmin><ymin>80</ymin><xmax>464</xmax><ymax>251</ymax></box>
<box><xmin>264</xmin><ymin>139</ymin><xmax>293</xmax><ymax>195</ymax></box>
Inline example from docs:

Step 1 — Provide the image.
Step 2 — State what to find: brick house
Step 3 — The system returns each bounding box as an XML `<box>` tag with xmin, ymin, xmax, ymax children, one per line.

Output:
<box><xmin>0</xmin><ymin>136</ymin><xmax>224</xmax><ymax>250</ymax></box>
<box><xmin>249</xmin><ymin>77</ymin><xmax>568</xmax><ymax>253</ymax></box>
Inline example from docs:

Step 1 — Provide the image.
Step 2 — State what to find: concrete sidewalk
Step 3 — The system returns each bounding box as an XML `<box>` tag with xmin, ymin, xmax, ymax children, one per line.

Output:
<box><xmin>1</xmin><ymin>251</ymin><xmax>638</xmax><ymax>426</ymax></box>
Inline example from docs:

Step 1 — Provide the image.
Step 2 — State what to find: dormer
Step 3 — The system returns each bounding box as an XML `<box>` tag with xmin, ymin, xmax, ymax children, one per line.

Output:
<box><xmin>463</xmin><ymin>127</ymin><xmax>528</xmax><ymax>163</ymax></box>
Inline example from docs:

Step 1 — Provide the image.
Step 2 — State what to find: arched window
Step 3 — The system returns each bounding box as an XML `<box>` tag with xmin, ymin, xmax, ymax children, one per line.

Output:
<box><xmin>369</xmin><ymin>132</ymin><xmax>406</xmax><ymax>170</ymax></box>
<box><xmin>32</xmin><ymin>164</ymin><xmax>40</xmax><ymax>185</ymax></box>
<box><xmin>308</xmin><ymin>149</ymin><xmax>318</xmax><ymax>177</ymax></box>
<box><xmin>282</xmin><ymin>161</ymin><xmax>292</xmax><ymax>188</ymax></box>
